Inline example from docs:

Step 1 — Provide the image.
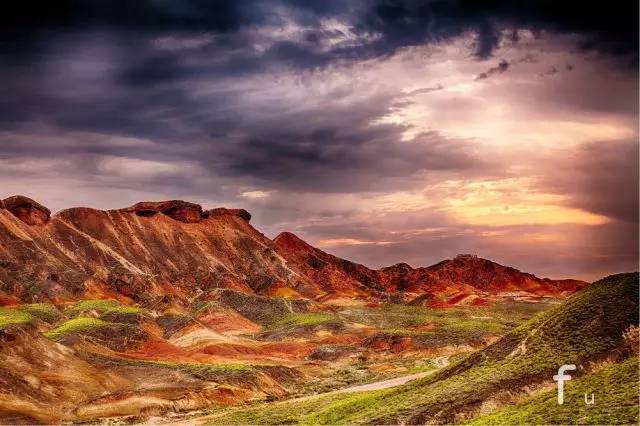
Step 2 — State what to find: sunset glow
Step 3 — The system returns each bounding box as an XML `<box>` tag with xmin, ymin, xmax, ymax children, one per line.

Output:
<box><xmin>1</xmin><ymin>1</ymin><xmax>637</xmax><ymax>281</ymax></box>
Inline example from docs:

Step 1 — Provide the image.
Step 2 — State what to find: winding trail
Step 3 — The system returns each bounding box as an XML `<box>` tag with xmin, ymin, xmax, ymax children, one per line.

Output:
<box><xmin>334</xmin><ymin>371</ymin><xmax>432</xmax><ymax>393</ymax></box>
<box><xmin>158</xmin><ymin>357</ymin><xmax>449</xmax><ymax>425</ymax></box>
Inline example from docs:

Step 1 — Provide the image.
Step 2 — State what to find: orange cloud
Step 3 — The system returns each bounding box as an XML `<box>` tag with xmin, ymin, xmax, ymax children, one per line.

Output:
<box><xmin>445</xmin><ymin>178</ymin><xmax>611</xmax><ymax>226</ymax></box>
<box><xmin>316</xmin><ymin>238</ymin><xmax>396</xmax><ymax>247</ymax></box>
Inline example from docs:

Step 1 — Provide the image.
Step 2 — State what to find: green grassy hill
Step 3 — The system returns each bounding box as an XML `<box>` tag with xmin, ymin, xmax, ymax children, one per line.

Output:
<box><xmin>207</xmin><ymin>272</ymin><xmax>639</xmax><ymax>425</ymax></box>
<box><xmin>466</xmin><ymin>356</ymin><xmax>639</xmax><ymax>425</ymax></box>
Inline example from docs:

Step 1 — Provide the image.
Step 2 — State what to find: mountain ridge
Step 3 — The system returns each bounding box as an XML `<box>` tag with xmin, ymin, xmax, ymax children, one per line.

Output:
<box><xmin>273</xmin><ymin>231</ymin><xmax>586</xmax><ymax>303</ymax></box>
<box><xmin>0</xmin><ymin>195</ymin><xmax>587</xmax><ymax>306</ymax></box>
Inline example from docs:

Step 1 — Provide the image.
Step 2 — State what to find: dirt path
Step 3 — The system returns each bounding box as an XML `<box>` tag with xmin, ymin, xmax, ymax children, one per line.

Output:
<box><xmin>334</xmin><ymin>371</ymin><xmax>433</xmax><ymax>393</ymax></box>
<box><xmin>158</xmin><ymin>357</ymin><xmax>449</xmax><ymax>425</ymax></box>
<box><xmin>329</xmin><ymin>357</ymin><xmax>449</xmax><ymax>394</ymax></box>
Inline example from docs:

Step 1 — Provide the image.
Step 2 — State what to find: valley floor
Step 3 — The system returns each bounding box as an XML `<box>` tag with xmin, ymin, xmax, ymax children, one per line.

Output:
<box><xmin>153</xmin><ymin>369</ymin><xmax>443</xmax><ymax>425</ymax></box>
<box><xmin>1</xmin><ymin>274</ymin><xmax>637</xmax><ymax>424</ymax></box>
<box><xmin>0</xmin><ymin>295</ymin><xmax>552</xmax><ymax>423</ymax></box>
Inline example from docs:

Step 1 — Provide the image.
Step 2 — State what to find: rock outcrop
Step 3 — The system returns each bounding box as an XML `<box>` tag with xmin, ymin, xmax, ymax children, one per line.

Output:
<box><xmin>206</xmin><ymin>208</ymin><xmax>251</xmax><ymax>222</ymax></box>
<box><xmin>121</xmin><ymin>200</ymin><xmax>204</xmax><ymax>223</ymax></box>
<box><xmin>2</xmin><ymin>195</ymin><xmax>51</xmax><ymax>225</ymax></box>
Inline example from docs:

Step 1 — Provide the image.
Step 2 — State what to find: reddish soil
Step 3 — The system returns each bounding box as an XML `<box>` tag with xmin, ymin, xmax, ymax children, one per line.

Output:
<box><xmin>0</xmin><ymin>294</ymin><xmax>20</xmax><ymax>306</ymax></box>
<box><xmin>412</xmin><ymin>323</ymin><xmax>435</xmax><ymax>332</ymax></box>
<box><xmin>472</xmin><ymin>297</ymin><xmax>490</xmax><ymax>306</ymax></box>
<box><xmin>198</xmin><ymin>310</ymin><xmax>261</xmax><ymax>334</ymax></box>
<box><xmin>446</xmin><ymin>293</ymin><xmax>471</xmax><ymax>305</ymax></box>
<box><xmin>426</xmin><ymin>300</ymin><xmax>452</xmax><ymax>309</ymax></box>
<box><xmin>200</xmin><ymin>341</ymin><xmax>316</xmax><ymax>360</ymax></box>
<box><xmin>119</xmin><ymin>338</ymin><xmax>196</xmax><ymax>362</ymax></box>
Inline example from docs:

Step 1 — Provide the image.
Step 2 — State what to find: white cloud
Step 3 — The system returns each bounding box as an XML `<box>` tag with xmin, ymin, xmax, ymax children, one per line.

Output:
<box><xmin>96</xmin><ymin>156</ymin><xmax>183</xmax><ymax>178</ymax></box>
<box><xmin>241</xmin><ymin>190</ymin><xmax>271</xmax><ymax>199</ymax></box>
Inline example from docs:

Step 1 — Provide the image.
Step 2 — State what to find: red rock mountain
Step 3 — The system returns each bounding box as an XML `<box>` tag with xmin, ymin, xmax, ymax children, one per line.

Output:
<box><xmin>273</xmin><ymin>232</ymin><xmax>386</xmax><ymax>298</ymax></box>
<box><xmin>273</xmin><ymin>232</ymin><xmax>586</xmax><ymax>302</ymax></box>
<box><xmin>0</xmin><ymin>196</ymin><xmax>322</xmax><ymax>305</ymax></box>
<box><xmin>0</xmin><ymin>196</ymin><xmax>586</xmax><ymax>306</ymax></box>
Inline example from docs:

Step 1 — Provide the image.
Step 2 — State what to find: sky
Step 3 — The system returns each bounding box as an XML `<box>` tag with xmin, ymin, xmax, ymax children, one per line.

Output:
<box><xmin>0</xmin><ymin>0</ymin><xmax>637</xmax><ymax>281</ymax></box>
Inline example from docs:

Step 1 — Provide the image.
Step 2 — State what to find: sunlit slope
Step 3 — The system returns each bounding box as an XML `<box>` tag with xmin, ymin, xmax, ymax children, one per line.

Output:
<box><xmin>208</xmin><ymin>273</ymin><xmax>638</xmax><ymax>425</ymax></box>
<box><xmin>466</xmin><ymin>356</ymin><xmax>639</xmax><ymax>425</ymax></box>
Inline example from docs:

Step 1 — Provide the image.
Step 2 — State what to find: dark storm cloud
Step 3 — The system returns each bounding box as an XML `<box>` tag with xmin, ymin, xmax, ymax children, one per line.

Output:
<box><xmin>215</xmin><ymin>129</ymin><xmax>486</xmax><ymax>192</ymax></box>
<box><xmin>2</xmin><ymin>0</ymin><xmax>637</xmax><ymax>66</ymax></box>
<box><xmin>360</xmin><ymin>0</ymin><xmax>637</xmax><ymax>62</ymax></box>
<box><xmin>540</xmin><ymin>139</ymin><xmax>639</xmax><ymax>223</ymax></box>
<box><xmin>475</xmin><ymin>59</ymin><xmax>510</xmax><ymax>80</ymax></box>
<box><xmin>0</xmin><ymin>0</ymin><xmax>636</xmax><ymax>142</ymax></box>
<box><xmin>0</xmin><ymin>53</ymin><xmax>492</xmax><ymax>195</ymax></box>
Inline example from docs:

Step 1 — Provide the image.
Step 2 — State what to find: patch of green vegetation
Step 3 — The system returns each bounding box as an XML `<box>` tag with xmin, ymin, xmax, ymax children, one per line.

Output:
<box><xmin>266</xmin><ymin>312</ymin><xmax>340</xmax><ymax>329</ymax></box>
<box><xmin>207</xmin><ymin>273</ymin><xmax>639</xmax><ymax>425</ymax></box>
<box><xmin>342</xmin><ymin>300</ymin><xmax>549</xmax><ymax>336</ymax></box>
<box><xmin>99</xmin><ymin>305</ymin><xmax>143</xmax><ymax>323</ymax></box>
<box><xmin>20</xmin><ymin>303</ymin><xmax>61</xmax><ymax>323</ymax></box>
<box><xmin>89</xmin><ymin>354</ymin><xmax>255</xmax><ymax>380</ymax></box>
<box><xmin>341</xmin><ymin>302</ymin><xmax>535</xmax><ymax>348</ymax></box>
<box><xmin>204</xmin><ymin>392</ymin><xmax>366</xmax><ymax>425</ymax></box>
<box><xmin>467</xmin><ymin>357</ymin><xmax>639</xmax><ymax>425</ymax></box>
<box><xmin>102</xmin><ymin>305</ymin><xmax>141</xmax><ymax>315</ymax></box>
<box><xmin>0</xmin><ymin>307</ymin><xmax>34</xmax><ymax>328</ymax></box>
<box><xmin>43</xmin><ymin>317</ymin><xmax>116</xmax><ymax>340</ymax></box>
<box><xmin>65</xmin><ymin>299</ymin><xmax>121</xmax><ymax>317</ymax></box>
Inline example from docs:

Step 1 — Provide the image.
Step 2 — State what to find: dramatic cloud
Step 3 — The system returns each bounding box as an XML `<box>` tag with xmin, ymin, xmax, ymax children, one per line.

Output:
<box><xmin>0</xmin><ymin>1</ymin><xmax>637</xmax><ymax>281</ymax></box>
<box><xmin>539</xmin><ymin>139</ymin><xmax>639</xmax><ymax>224</ymax></box>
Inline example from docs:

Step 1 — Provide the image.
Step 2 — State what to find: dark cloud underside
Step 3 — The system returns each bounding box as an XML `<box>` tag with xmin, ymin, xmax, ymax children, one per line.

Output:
<box><xmin>0</xmin><ymin>0</ymin><xmax>637</xmax><ymax>280</ymax></box>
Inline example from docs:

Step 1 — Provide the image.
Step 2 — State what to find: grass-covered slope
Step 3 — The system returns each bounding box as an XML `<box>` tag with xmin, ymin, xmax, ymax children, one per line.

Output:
<box><xmin>64</xmin><ymin>299</ymin><xmax>122</xmax><ymax>317</ymax></box>
<box><xmin>20</xmin><ymin>303</ymin><xmax>62</xmax><ymax>323</ymax></box>
<box><xmin>0</xmin><ymin>306</ymin><xmax>34</xmax><ymax>328</ymax></box>
<box><xmin>207</xmin><ymin>273</ymin><xmax>639</xmax><ymax>425</ymax></box>
<box><xmin>44</xmin><ymin>317</ymin><xmax>121</xmax><ymax>340</ymax></box>
<box><xmin>466</xmin><ymin>356</ymin><xmax>639</xmax><ymax>425</ymax></box>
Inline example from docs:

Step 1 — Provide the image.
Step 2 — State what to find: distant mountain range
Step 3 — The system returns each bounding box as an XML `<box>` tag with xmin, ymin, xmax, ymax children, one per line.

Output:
<box><xmin>0</xmin><ymin>195</ymin><xmax>586</xmax><ymax>307</ymax></box>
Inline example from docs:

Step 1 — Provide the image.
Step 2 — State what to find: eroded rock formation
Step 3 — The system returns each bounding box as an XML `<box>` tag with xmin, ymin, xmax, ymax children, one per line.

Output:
<box><xmin>121</xmin><ymin>200</ymin><xmax>204</xmax><ymax>223</ymax></box>
<box><xmin>2</xmin><ymin>195</ymin><xmax>51</xmax><ymax>225</ymax></box>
